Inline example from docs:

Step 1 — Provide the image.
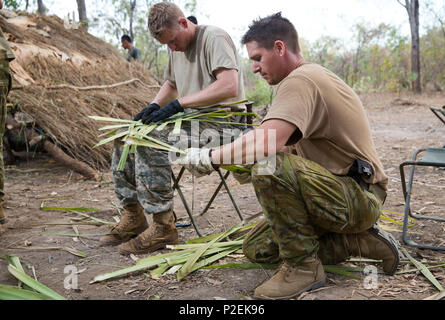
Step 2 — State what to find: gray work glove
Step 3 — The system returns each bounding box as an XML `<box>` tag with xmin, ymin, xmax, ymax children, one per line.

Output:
<box><xmin>173</xmin><ymin>148</ymin><xmax>215</xmax><ymax>178</ymax></box>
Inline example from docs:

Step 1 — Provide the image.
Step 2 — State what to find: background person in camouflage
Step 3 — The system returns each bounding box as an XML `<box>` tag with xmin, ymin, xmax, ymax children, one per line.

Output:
<box><xmin>176</xmin><ymin>12</ymin><xmax>400</xmax><ymax>300</ymax></box>
<box><xmin>100</xmin><ymin>2</ymin><xmax>246</xmax><ymax>256</ymax></box>
<box><xmin>0</xmin><ymin>0</ymin><xmax>15</xmax><ymax>235</ymax></box>
<box><xmin>121</xmin><ymin>34</ymin><xmax>142</xmax><ymax>62</ymax></box>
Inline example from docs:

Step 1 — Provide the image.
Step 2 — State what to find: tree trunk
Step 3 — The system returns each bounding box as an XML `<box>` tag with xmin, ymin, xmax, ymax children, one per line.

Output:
<box><xmin>401</xmin><ymin>0</ymin><xmax>422</xmax><ymax>93</ymax></box>
<box><xmin>37</xmin><ymin>0</ymin><xmax>46</xmax><ymax>15</ymax></box>
<box><xmin>76</xmin><ymin>0</ymin><xmax>88</xmax><ymax>30</ymax></box>
<box><xmin>129</xmin><ymin>0</ymin><xmax>137</xmax><ymax>41</ymax></box>
<box><xmin>5</xmin><ymin>115</ymin><xmax>100</xmax><ymax>181</ymax></box>
<box><xmin>42</xmin><ymin>141</ymin><xmax>99</xmax><ymax>181</ymax></box>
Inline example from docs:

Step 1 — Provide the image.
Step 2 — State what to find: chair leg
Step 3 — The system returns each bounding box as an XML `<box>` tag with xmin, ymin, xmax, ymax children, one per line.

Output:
<box><xmin>216</xmin><ymin>169</ymin><xmax>244</xmax><ymax>222</ymax></box>
<box><xmin>173</xmin><ymin>168</ymin><xmax>245</xmax><ymax>237</ymax></box>
<box><xmin>199</xmin><ymin>171</ymin><xmax>230</xmax><ymax>216</ymax></box>
<box><xmin>172</xmin><ymin>167</ymin><xmax>203</xmax><ymax>237</ymax></box>
<box><xmin>400</xmin><ymin>151</ymin><xmax>445</xmax><ymax>251</ymax></box>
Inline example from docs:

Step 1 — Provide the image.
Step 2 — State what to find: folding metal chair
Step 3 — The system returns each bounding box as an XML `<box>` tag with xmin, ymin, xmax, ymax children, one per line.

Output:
<box><xmin>399</xmin><ymin>106</ymin><xmax>445</xmax><ymax>250</ymax></box>
<box><xmin>172</xmin><ymin>167</ymin><xmax>244</xmax><ymax>237</ymax></box>
<box><xmin>399</xmin><ymin>148</ymin><xmax>445</xmax><ymax>250</ymax></box>
<box><xmin>172</xmin><ymin>102</ymin><xmax>255</xmax><ymax>237</ymax></box>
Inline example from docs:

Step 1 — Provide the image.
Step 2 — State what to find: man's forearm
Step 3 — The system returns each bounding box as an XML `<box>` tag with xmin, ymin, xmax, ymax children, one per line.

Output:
<box><xmin>211</xmin><ymin>129</ymin><xmax>275</xmax><ymax>166</ymax></box>
<box><xmin>178</xmin><ymin>69</ymin><xmax>239</xmax><ymax>109</ymax></box>
<box><xmin>152</xmin><ymin>81</ymin><xmax>178</xmax><ymax>107</ymax></box>
<box><xmin>210</xmin><ymin>120</ymin><xmax>297</xmax><ymax>166</ymax></box>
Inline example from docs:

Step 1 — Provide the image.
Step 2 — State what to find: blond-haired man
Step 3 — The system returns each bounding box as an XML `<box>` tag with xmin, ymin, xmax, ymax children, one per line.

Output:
<box><xmin>100</xmin><ymin>2</ymin><xmax>246</xmax><ymax>255</ymax></box>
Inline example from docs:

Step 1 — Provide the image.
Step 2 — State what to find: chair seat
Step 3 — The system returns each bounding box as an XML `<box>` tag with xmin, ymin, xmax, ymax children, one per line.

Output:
<box><xmin>421</xmin><ymin>148</ymin><xmax>445</xmax><ymax>164</ymax></box>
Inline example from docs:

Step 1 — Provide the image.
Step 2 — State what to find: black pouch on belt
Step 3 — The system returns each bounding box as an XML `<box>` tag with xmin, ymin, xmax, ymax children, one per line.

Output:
<box><xmin>347</xmin><ymin>159</ymin><xmax>373</xmax><ymax>185</ymax></box>
<box><xmin>347</xmin><ymin>159</ymin><xmax>387</xmax><ymax>204</ymax></box>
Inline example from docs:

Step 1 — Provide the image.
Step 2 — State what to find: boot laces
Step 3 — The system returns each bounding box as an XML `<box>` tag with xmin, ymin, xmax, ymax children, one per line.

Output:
<box><xmin>113</xmin><ymin>213</ymin><xmax>138</xmax><ymax>232</ymax></box>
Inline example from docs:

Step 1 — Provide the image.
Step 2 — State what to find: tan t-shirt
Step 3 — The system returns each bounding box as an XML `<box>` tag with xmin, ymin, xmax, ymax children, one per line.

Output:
<box><xmin>164</xmin><ymin>25</ymin><xmax>245</xmax><ymax>110</ymax></box>
<box><xmin>263</xmin><ymin>63</ymin><xmax>388</xmax><ymax>190</ymax></box>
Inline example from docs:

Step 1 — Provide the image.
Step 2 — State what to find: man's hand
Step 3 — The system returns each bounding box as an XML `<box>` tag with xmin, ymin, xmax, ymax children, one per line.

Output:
<box><xmin>134</xmin><ymin>103</ymin><xmax>160</xmax><ymax>121</ymax></box>
<box><xmin>142</xmin><ymin>99</ymin><xmax>184</xmax><ymax>124</ymax></box>
<box><xmin>173</xmin><ymin>148</ymin><xmax>215</xmax><ymax>178</ymax></box>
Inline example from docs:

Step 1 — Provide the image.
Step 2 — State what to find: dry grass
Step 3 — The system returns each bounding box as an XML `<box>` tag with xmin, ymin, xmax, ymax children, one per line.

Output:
<box><xmin>1</xmin><ymin>12</ymin><xmax>159</xmax><ymax>170</ymax></box>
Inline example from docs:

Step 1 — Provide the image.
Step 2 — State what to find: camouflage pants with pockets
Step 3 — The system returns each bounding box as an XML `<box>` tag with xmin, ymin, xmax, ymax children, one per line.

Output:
<box><xmin>112</xmin><ymin>116</ymin><xmax>245</xmax><ymax>215</ymax></box>
<box><xmin>243</xmin><ymin>152</ymin><xmax>384</xmax><ymax>265</ymax></box>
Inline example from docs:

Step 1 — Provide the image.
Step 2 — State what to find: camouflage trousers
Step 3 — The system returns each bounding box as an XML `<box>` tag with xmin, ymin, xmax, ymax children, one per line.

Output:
<box><xmin>0</xmin><ymin>59</ymin><xmax>11</xmax><ymax>205</ymax></box>
<box><xmin>243</xmin><ymin>153</ymin><xmax>384</xmax><ymax>265</ymax></box>
<box><xmin>112</xmin><ymin>116</ymin><xmax>245</xmax><ymax>215</ymax></box>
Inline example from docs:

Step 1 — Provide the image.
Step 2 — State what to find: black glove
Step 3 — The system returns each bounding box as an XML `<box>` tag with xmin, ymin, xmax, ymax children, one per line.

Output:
<box><xmin>142</xmin><ymin>99</ymin><xmax>184</xmax><ymax>124</ymax></box>
<box><xmin>134</xmin><ymin>103</ymin><xmax>160</xmax><ymax>121</ymax></box>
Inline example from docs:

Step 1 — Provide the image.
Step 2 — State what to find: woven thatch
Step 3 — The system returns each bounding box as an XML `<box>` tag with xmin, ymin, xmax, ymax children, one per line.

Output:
<box><xmin>0</xmin><ymin>10</ymin><xmax>159</xmax><ymax>170</ymax></box>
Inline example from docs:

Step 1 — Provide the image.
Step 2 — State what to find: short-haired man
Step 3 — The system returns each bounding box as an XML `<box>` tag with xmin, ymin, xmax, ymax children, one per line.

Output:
<box><xmin>0</xmin><ymin>0</ymin><xmax>15</xmax><ymax>235</ymax></box>
<box><xmin>121</xmin><ymin>34</ymin><xmax>142</xmax><ymax>62</ymax></box>
<box><xmin>100</xmin><ymin>2</ymin><xmax>246</xmax><ymax>255</ymax></box>
<box><xmin>177</xmin><ymin>13</ymin><xmax>399</xmax><ymax>299</ymax></box>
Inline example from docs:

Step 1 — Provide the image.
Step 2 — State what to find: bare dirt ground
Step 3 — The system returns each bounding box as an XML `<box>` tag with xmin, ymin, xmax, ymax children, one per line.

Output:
<box><xmin>0</xmin><ymin>92</ymin><xmax>444</xmax><ymax>301</ymax></box>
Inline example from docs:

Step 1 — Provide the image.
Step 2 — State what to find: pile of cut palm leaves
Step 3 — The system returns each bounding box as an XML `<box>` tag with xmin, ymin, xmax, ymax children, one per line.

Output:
<box><xmin>0</xmin><ymin>255</ymin><xmax>66</xmax><ymax>300</ymax></box>
<box><xmin>89</xmin><ymin>100</ymin><xmax>257</xmax><ymax>171</ymax></box>
<box><xmin>92</xmin><ymin>223</ymin><xmax>254</xmax><ymax>283</ymax></box>
<box><xmin>92</xmin><ymin>222</ymin><xmax>365</xmax><ymax>283</ymax></box>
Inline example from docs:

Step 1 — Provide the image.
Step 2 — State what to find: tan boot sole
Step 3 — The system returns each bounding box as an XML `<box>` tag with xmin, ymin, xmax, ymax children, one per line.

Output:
<box><xmin>118</xmin><ymin>234</ymin><xmax>179</xmax><ymax>256</ymax></box>
<box><xmin>99</xmin><ymin>224</ymin><xmax>148</xmax><ymax>247</ymax></box>
<box><xmin>99</xmin><ymin>234</ymin><xmax>135</xmax><ymax>247</ymax></box>
<box><xmin>254</xmin><ymin>277</ymin><xmax>326</xmax><ymax>300</ymax></box>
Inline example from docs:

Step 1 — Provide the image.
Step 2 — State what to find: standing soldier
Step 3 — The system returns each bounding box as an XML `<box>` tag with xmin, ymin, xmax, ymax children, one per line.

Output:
<box><xmin>121</xmin><ymin>34</ymin><xmax>142</xmax><ymax>62</ymax></box>
<box><xmin>0</xmin><ymin>0</ymin><xmax>15</xmax><ymax>234</ymax></box>
<box><xmin>100</xmin><ymin>2</ymin><xmax>246</xmax><ymax>255</ymax></box>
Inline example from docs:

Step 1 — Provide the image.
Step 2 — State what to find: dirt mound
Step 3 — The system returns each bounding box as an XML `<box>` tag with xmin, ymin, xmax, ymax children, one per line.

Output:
<box><xmin>0</xmin><ymin>10</ymin><xmax>159</xmax><ymax>170</ymax></box>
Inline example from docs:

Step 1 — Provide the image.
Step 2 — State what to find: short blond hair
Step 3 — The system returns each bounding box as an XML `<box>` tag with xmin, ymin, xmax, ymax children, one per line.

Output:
<box><xmin>148</xmin><ymin>2</ymin><xmax>185</xmax><ymax>38</ymax></box>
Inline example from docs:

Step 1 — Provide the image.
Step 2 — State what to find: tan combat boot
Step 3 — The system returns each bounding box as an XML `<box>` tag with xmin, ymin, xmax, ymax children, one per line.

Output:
<box><xmin>254</xmin><ymin>254</ymin><xmax>326</xmax><ymax>300</ymax></box>
<box><xmin>344</xmin><ymin>225</ymin><xmax>400</xmax><ymax>275</ymax></box>
<box><xmin>118</xmin><ymin>210</ymin><xmax>178</xmax><ymax>255</ymax></box>
<box><xmin>99</xmin><ymin>204</ymin><xmax>148</xmax><ymax>247</ymax></box>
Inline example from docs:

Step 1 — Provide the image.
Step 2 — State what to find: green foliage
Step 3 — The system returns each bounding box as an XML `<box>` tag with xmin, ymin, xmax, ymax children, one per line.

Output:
<box><xmin>4</xmin><ymin>0</ymin><xmax>21</xmax><ymax>10</ymax></box>
<box><xmin>241</xmin><ymin>56</ymin><xmax>273</xmax><ymax>106</ymax></box>
<box><xmin>246</xmin><ymin>77</ymin><xmax>272</xmax><ymax>106</ymax></box>
<box><xmin>304</xmin><ymin>22</ymin><xmax>419</xmax><ymax>93</ymax></box>
<box><xmin>5</xmin><ymin>0</ymin><xmax>444</xmax><ymax>94</ymax></box>
<box><xmin>421</xmin><ymin>26</ymin><xmax>445</xmax><ymax>90</ymax></box>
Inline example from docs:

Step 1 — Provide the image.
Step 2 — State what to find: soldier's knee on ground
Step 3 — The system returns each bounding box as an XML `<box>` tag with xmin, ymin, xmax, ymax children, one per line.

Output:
<box><xmin>242</xmin><ymin>219</ymin><xmax>281</xmax><ymax>264</ymax></box>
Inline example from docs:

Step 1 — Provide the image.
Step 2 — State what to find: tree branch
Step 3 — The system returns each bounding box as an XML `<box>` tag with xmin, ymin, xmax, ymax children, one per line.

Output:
<box><xmin>397</xmin><ymin>0</ymin><xmax>407</xmax><ymax>9</ymax></box>
<box><xmin>12</xmin><ymin>78</ymin><xmax>160</xmax><ymax>91</ymax></box>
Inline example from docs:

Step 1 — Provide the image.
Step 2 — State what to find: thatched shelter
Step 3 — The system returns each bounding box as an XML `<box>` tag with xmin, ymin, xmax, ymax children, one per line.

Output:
<box><xmin>0</xmin><ymin>10</ymin><xmax>159</xmax><ymax>172</ymax></box>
